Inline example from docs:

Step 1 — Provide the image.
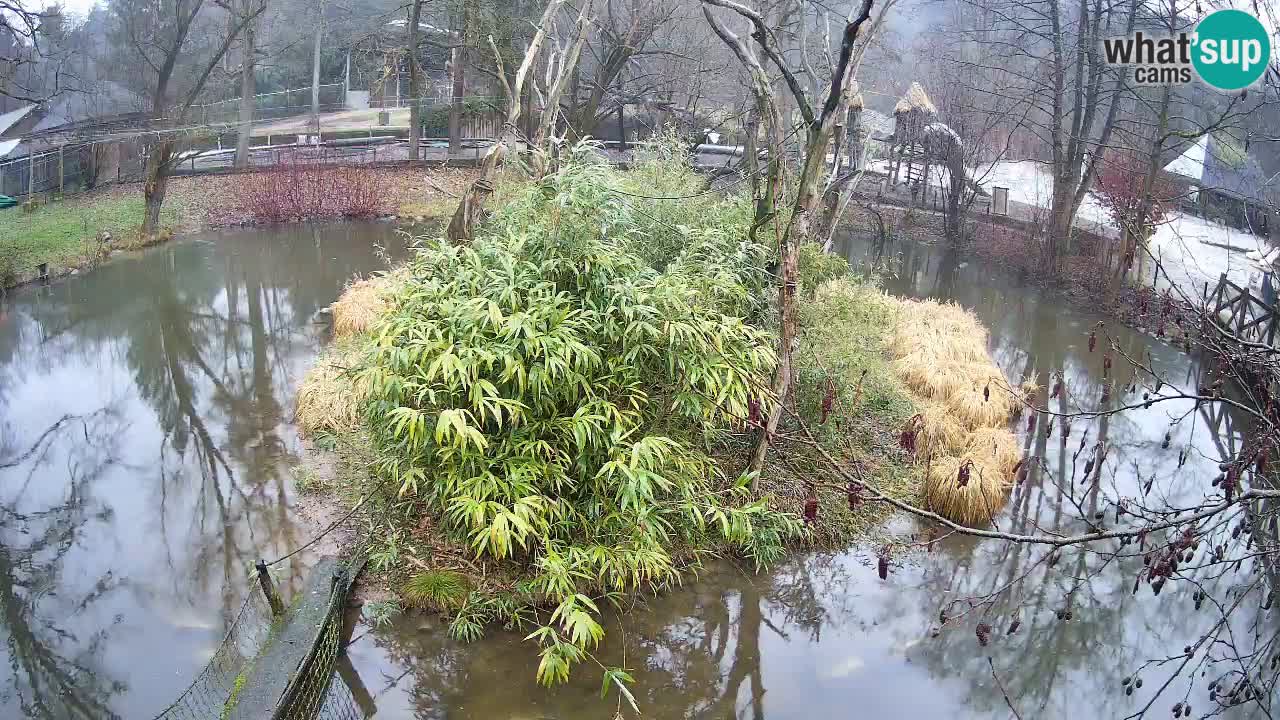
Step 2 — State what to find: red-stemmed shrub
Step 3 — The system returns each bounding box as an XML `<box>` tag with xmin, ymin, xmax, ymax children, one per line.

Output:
<box><xmin>228</xmin><ymin>159</ymin><xmax>391</xmax><ymax>224</ymax></box>
<box><xmin>1094</xmin><ymin>150</ymin><xmax>1175</xmax><ymax>237</ymax></box>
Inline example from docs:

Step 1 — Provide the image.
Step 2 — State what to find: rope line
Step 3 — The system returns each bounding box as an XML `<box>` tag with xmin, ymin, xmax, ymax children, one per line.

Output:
<box><xmin>264</xmin><ymin>491</ymin><xmax>375</xmax><ymax>567</ymax></box>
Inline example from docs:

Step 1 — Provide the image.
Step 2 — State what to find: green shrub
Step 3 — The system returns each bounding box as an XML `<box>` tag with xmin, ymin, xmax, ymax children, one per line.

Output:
<box><xmin>402</xmin><ymin>571</ymin><xmax>470</xmax><ymax>610</ymax></box>
<box><xmin>798</xmin><ymin>241</ymin><xmax>850</xmax><ymax>297</ymax></box>
<box><xmin>420</xmin><ymin>98</ymin><xmax>500</xmax><ymax>137</ymax></box>
<box><xmin>358</xmin><ymin>152</ymin><xmax>800</xmax><ymax>684</ymax></box>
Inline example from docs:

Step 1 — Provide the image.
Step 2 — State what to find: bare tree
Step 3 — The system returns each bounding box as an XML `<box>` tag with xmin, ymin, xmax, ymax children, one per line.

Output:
<box><xmin>234</xmin><ymin>0</ymin><xmax>263</xmax><ymax>168</ymax></box>
<box><xmin>407</xmin><ymin>0</ymin><xmax>424</xmax><ymax>159</ymax></box>
<box><xmin>939</xmin><ymin>0</ymin><xmax>1137</xmax><ymax>273</ymax></box>
<box><xmin>445</xmin><ymin>0</ymin><xmax>564</xmax><ymax>242</ymax></box>
<box><xmin>110</xmin><ymin>0</ymin><xmax>266</xmax><ymax>235</ymax></box>
<box><xmin>447</xmin><ymin>0</ymin><xmax>466</xmax><ymax>158</ymax></box>
<box><xmin>562</xmin><ymin>0</ymin><xmax>682</xmax><ymax>139</ymax></box>
<box><xmin>701</xmin><ymin>0</ymin><xmax>876</xmax><ymax>481</ymax></box>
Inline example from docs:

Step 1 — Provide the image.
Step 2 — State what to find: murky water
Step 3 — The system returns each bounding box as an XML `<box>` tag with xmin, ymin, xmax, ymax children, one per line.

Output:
<box><xmin>0</xmin><ymin>224</ymin><xmax>1252</xmax><ymax>719</ymax></box>
<box><xmin>0</xmin><ymin>222</ymin><xmax>405</xmax><ymax>719</ymax></box>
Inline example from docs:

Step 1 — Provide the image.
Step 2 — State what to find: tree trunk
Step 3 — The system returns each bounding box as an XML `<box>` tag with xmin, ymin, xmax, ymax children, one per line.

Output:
<box><xmin>407</xmin><ymin>0</ymin><xmax>423</xmax><ymax>160</ymax></box>
<box><xmin>744</xmin><ymin>109</ymin><xmax>759</xmax><ymax>197</ymax></box>
<box><xmin>1111</xmin><ymin>76</ymin><xmax>1173</xmax><ymax>296</ymax></box>
<box><xmin>142</xmin><ymin>140</ymin><xmax>175</xmax><ymax>237</ymax></box>
<box><xmin>1044</xmin><ymin>185</ymin><xmax>1074</xmax><ymax>276</ymax></box>
<box><xmin>234</xmin><ymin>16</ymin><xmax>256</xmax><ymax>169</ymax></box>
<box><xmin>309</xmin><ymin>13</ymin><xmax>323</xmax><ymax>133</ymax></box>
<box><xmin>448</xmin><ymin>4</ymin><xmax>466</xmax><ymax>158</ymax></box>
<box><xmin>747</xmin><ymin>122</ymin><xmax>835</xmax><ymax>479</ymax></box>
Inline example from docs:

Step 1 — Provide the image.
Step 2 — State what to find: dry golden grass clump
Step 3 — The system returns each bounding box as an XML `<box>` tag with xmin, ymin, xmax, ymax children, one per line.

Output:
<box><xmin>914</xmin><ymin>403</ymin><xmax>967</xmax><ymax>456</ymax></box>
<box><xmin>963</xmin><ymin>427</ymin><xmax>1023</xmax><ymax>476</ymax></box>
<box><xmin>885</xmin><ymin>296</ymin><xmax>1024</xmax><ymax>526</ymax></box>
<box><xmin>923</xmin><ymin>455</ymin><xmax>1009</xmax><ymax>527</ymax></box>
<box><xmin>331</xmin><ymin>272</ymin><xmax>402</xmax><ymax>338</ymax></box>
<box><xmin>295</xmin><ymin>341</ymin><xmax>370</xmax><ymax>434</ymax></box>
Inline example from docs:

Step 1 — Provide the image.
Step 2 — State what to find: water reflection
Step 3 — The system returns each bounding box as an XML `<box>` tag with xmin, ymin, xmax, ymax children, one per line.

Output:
<box><xmin>344</xmin><ymin>232</ymin><xmax>1252</xmax><ymax>719</ymax></box>
<box><xmin>0</xmin><ymin>223</ymin><xmax>404</xmax><ymax>718</ymax></box>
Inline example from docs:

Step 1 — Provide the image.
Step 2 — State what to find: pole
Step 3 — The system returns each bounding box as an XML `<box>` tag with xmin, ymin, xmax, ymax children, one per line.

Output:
<box><xmin>617</xmin><ymin>104</ymin><xmax>626</xmax><ymax>150</ymax></box>
<box><xmin>58</xmin><ymin>145</ymin><xmax>64</xmax><ymax>194</ymax></box>
<box><xmin>256</xmin><ymin>560</ymin><xmax>285</xmax><ymax>616</ymax></box>
<box><xmin>28</xmin><ymin>151</ymin><xmax>34</xmax><ymax>199</ymax></box>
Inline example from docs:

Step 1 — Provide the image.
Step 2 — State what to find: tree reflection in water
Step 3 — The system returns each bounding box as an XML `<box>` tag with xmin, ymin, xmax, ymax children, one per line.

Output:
<box><xmin>0</xmin><ymin>409</ymin><xmax>127</xmax><ymax>719</ymax></box>
<box><xmin>0</xmin><ymin>223</ymin><xmax>404</xmax><ymax>717</ymax></box>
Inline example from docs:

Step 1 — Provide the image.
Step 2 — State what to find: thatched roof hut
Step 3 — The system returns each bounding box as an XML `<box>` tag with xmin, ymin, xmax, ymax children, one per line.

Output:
<box><xmin>894</xmin><ymin>82</ymin><xmax>937</xmax><ymax>116</ymax></box>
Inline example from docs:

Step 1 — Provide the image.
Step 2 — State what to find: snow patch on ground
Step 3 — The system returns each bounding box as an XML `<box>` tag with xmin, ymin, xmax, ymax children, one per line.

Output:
<box><xmin>866</xmin><ymin>156</ymin><xmax>1270</xmax><ymax>298</ymax></box>
<box><xmin>977</xmin><ymin>161</ymin><xmax>1268</xmax><ymax>298</ymax></box>
<box><xmin>1149</xmin><ymin>214</ymin><xmax>1268</xmax><ymax>295</ymax></box>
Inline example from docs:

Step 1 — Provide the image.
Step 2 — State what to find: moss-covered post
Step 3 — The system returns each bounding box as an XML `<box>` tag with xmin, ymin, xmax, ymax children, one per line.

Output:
<box><xmin>256</xmin><ymin>560</ymin><xmax>285</xmax><ymax>616</ymax></box>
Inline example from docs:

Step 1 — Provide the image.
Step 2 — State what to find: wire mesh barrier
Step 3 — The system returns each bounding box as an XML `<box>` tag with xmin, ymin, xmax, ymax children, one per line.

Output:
<box><xmin>0</xmin><ymin>141</ymin><xmax>147</xmax><ymax>200</ymax></box>
<box><xmin>271</xmin><ymin>556</ymin><xmax>366</xmax><ymax>720</ymax></box>
<box><xmin>151</xmin><ymin>590</ymin><xmax>275</xmax><ymax>720</ymax></box>
<box><xmin>150</xmin><ymin>554</ymin><xmax>369</xmax><ymax>720</ymax></box>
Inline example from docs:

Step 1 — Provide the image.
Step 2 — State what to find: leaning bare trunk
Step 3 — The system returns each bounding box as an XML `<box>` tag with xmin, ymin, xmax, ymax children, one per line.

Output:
<box><xmin>747</xmin><ymin>125</ymin><xmax>834</xmax><ymax>478</ymax></box>
<box><xmin>445</xmin><ymin>0</ymin><xmax>565</xmax><ymax>243</ymax></box>
<box><xmin>532</xmin><ymin>4</ymin><xmax>591</xmax><ymax>178</ymax></box>
<box><xmin>234</xmin><ymin>19</ymin><xmax>256</xmax><ymax>169</ymax></box>
<box><xmin>142</xmin><ymin>141</ymin><xmax>175</xmax><ymax>237</ymax></box>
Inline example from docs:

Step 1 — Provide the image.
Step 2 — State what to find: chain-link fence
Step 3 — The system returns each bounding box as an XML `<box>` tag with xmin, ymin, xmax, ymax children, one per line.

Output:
<box><xmin>0</xmin><ymin>140</ymin><xmax>147</xmax><ymax>200</ymax></box>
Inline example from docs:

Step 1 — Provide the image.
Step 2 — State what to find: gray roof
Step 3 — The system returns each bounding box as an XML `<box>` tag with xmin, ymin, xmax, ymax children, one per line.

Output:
<box><xmin>31</xmin><ymin>81</ymin><xmax>145</xmax><ymax>133</ymax></box>
<box><xmin>1200</xmin><ymin>134</ymin><xmax>1278</xmax><ymax>206</ymax></box>
<box><xmin>859</xmin><ymin>109</ymin><xmax>894</xmax><ymax>140</ymax></box>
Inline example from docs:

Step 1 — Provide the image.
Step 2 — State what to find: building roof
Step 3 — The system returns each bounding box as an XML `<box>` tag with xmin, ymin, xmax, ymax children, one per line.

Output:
<box><xmin>31</xmin><ymin>82</ymin><xmax>145</xmax><ymax>134</ymax></box>
<box><xmin>0</xmin><ymin>104</ymin><xmax>35</xmax><ymax>136</ymax></box>
<box><xmin>894</xmin><ymin>82</ymin><xmax>936</xmax><ymax>115</ymax></box>
<box><xmin>0</xmin><ymin>138</ymin><xmax>20</xmax><ymax>160</ymax></box>
<box><xmin>1166</xmin><ymin>133</ymin><xmax>1277</xmax><ymax>206</ymax></box>
<box><xmin>1163</xmin><ymin>134</ymin><xmax>1205</xmax><ymax>179</ymax></box>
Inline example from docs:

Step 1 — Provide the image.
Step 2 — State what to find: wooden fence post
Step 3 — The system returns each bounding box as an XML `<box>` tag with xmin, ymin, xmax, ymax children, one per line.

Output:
<box><xmin>58</xmin><ymin>145</ymin><xmax>64</xmax><ymax>194</ymax></box>
<box><xmin>1237</xmin><ymin>287</ymin><xmax>1251</xmax><ymax>335</ymax></box>
<box><xmin>255</xmin><ymin>560</ymin><xmax>285</xmax><ymax>616</ymax></box>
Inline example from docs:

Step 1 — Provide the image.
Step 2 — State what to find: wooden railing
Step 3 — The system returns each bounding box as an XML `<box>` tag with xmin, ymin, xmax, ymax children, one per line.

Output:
<box><xmin>1209</xmin><ymin>273</ymin><xmax>1280</xmax><ymax>347</ymax></box>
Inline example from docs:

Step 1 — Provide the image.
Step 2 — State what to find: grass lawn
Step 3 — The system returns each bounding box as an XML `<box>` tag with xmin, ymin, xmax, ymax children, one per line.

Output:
<box><xmin>0</xmin><ymin>191</ymin><xmax>178</xmax><ymax>285</ymax></box>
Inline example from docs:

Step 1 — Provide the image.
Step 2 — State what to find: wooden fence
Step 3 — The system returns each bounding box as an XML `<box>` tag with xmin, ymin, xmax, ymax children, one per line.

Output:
<box><xmin>1208</xmin><ymin>273</ymin><xmax>1280</xmax><ymax>347</ymax></box>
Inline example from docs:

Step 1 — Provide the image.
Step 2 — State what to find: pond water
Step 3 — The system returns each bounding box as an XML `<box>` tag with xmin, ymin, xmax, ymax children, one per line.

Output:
<box><xmin>0</xmin><ymin>224</ymin><xmax>1255</xmax><ymax>719</ymax></box>
<box><xmin>0</xmin><ymin>223</ymin><xmax>406</xmax><ymax>719</ymax></box>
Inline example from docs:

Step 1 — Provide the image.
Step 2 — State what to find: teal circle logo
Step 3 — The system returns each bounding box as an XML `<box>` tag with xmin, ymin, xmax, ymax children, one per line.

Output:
<box><xmin>1192</xmin><ymin>9</ymin><xmax>1272</xmax><ymax>90</ymax></box>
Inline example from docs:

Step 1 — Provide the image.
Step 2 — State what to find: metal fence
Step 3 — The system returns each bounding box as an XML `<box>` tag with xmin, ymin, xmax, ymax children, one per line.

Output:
<box><xmin>189</xmin><ymin>83</ymin><xmax>347</xmax><ymax>125</ymax></box>
<box><xmin>0</xmin><ymin>139</ymin><xmax>148</xmax><ymax>200</ymax></box>
<box><xmin>0</xmin><ymin>98</ymin><xmax>505</xmax><ymax>202</ymax></box>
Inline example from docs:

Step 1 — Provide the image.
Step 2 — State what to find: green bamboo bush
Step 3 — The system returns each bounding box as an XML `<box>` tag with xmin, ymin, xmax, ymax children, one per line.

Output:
<box><xmin>357</xmin><ymin>145</ymin><xmax>801</xmax><ymax>685</ymax></box>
